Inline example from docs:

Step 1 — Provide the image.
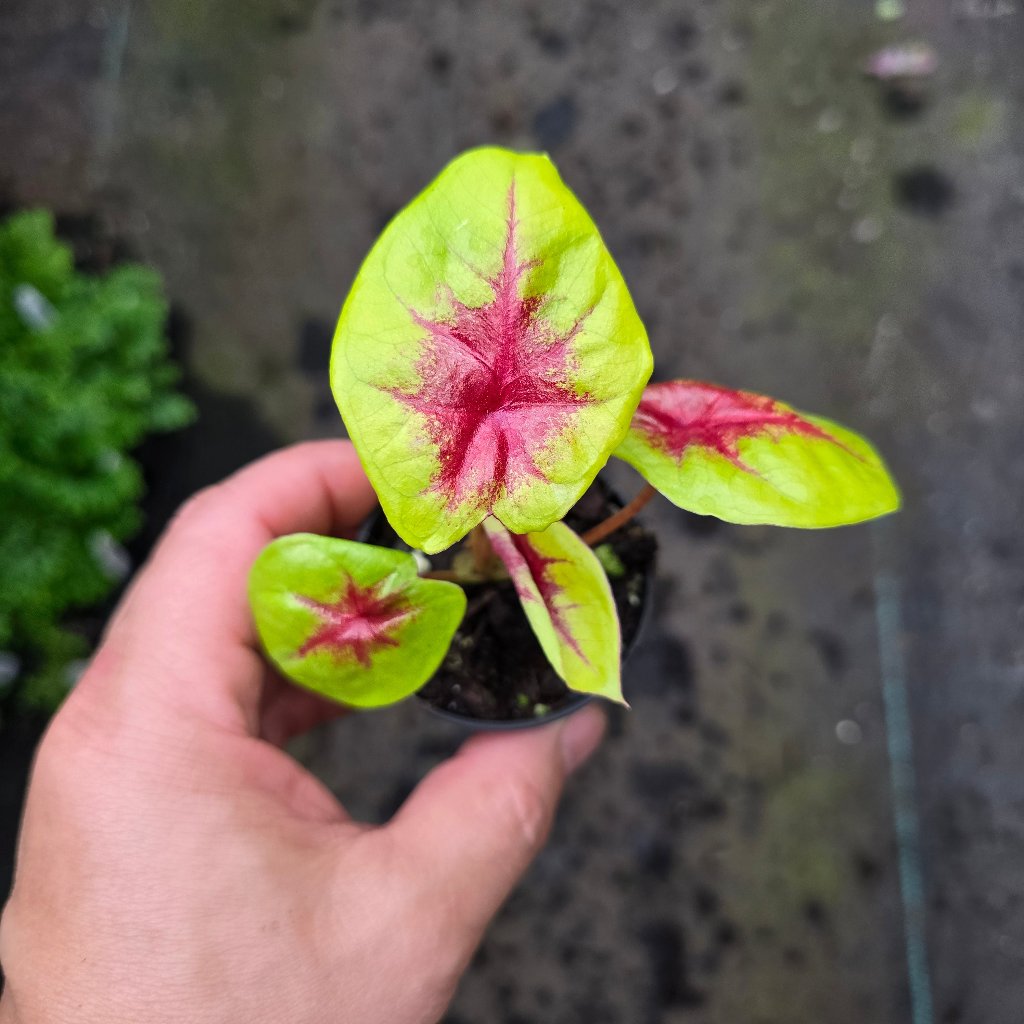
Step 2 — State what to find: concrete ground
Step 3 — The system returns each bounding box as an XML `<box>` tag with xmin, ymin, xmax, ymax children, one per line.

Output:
<box><xmin>2</xmin><ymin>0</ymin><xmax>1023</xmax><ymax>1021</ymax></box>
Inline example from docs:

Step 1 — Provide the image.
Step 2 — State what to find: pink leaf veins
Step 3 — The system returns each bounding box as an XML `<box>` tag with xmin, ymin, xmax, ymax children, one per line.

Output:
<box><xmin>296</xmin><ymin>575</ymin><xmax>414</xmax><ymax>668</ymax></box>
<box><xmin>633</xmin><ymin>381</ymin><xmax>847</xmax><ymax>472</ymax></box>
<box><xmin>390</xmin><ymin>183</ymin><xmax>594</xmax><ymax>512</ymax></box>
<box><xmin>487</xmin><ymin>526</ymin><xmax>589</xmax><ymax>665</ymax></box>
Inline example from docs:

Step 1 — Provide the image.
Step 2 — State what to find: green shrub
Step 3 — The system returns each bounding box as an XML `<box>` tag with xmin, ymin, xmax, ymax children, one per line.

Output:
<box><xmin>0</xmin><ymin>210</ymin><xmax>195</xmax><ymax>711</ymax></box>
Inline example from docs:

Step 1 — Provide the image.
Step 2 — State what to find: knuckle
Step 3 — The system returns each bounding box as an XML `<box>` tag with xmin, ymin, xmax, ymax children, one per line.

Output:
<box><xmin>495</xmin><ymin>774</ymin><xmax>553</xmax><ymax>853</ymax></box>
<box><xmin>169</xmin><ymin>484</ymin><xmax>225</xmax><ymax>535</ymax></box>
<box><xmin>158</xmin><ymin>485</ymin><xmax>233</xmax><ymax>561</ymax></box>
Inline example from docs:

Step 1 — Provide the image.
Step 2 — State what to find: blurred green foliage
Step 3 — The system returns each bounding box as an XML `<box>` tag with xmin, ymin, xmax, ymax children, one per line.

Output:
<box><xmin>0</xmin><ymin>210</ymin><xmax>194</xmax><ymax>711</ymax></box>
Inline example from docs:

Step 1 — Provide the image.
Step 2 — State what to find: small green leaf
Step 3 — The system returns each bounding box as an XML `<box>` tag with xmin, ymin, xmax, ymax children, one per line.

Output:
<box><xmin>483</xmin><ymin>518</ymin><xmax>625</xmax><ymax>704</ymax></box>
<box><xmin>331</xmin><ymin>146</ymin><xmax>652</xmax><ymax>554</ymax></box>
<box><xmin>615</xmin><ymin>380</ymin><xmax>900</xmax><ymax>528</ymax></box>
<box><xmin>248</xmin><ymin>533</ymin><xmax>466</xmax><ymax>708</ymax></box>
<box><xmin>593</xmin><ymin>543</ymin><xmax>627</xmax><ymax>578</ymax></box>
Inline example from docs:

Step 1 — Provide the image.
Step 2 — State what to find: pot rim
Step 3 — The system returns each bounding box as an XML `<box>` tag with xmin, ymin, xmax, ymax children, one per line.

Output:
<box><xmin>421</xmin><ymin>689</ymin><xmax>594</xmax><ymax>731</ymax></box>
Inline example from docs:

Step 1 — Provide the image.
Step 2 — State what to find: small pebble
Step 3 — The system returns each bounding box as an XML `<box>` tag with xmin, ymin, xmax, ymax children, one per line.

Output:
<box><xmin>852</xmin><ymin>215</ymin><xmax>884</xmax><ymax>244</ymax></box>
<box><xmin>865</xmin><ymin>43</ymin><xmax>937</xmax><ymax>79</ymax></box>
<box><xmin>836</xmin><ymin>719</ymin><xmax>863</xmax><ymax>745</ymax></box>
<box><xmin>816</xmin><ymin>108</ymin><xmax>843</xmax><ymax>134</ymax></box>
<box><xmin>652</xmin><ymin>67</ymin><xmax>680</xmax><ymax>96</ymax></box>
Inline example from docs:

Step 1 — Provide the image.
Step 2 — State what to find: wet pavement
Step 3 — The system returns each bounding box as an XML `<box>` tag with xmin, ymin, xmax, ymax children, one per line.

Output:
<box><xmin>2</xmin><ymin>0</ymin><xmax>1023</xmax><ymax>1021</ymax></box>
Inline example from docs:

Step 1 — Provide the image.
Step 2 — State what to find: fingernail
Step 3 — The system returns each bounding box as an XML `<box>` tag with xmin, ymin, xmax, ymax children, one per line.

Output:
<box><xmin>559</xmin><ymin>705</ymin><xmax>606</xmax><ymax>774</ymax></box>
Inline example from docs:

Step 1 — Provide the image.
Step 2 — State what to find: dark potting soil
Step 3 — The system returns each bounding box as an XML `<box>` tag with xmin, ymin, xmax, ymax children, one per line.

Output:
<box><xmin>365</xmin><ymin>481</ymin><xmax>657</xmax><ymax>723</ymax></box>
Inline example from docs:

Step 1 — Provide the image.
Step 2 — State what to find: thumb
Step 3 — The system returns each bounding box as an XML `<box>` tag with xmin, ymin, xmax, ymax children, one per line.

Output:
<box><xmin>385</xmin><ymin>705</ymin><xmax>606</xmax><ymax>948</ymax></box>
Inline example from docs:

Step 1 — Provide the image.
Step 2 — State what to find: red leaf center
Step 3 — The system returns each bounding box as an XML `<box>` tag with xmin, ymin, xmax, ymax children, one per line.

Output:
<box><xmin>391</xmin><ymin>183</ymin><xmax>594</xmax><ymax>512</ymax></box>
<box><xmin>296</xmin><ymin>575</ymin><xmax>413</xmax><ymax>667</ymax></box>
<box><xmin>635</xmin><ymin>382</ymin><xmax>842</xmax><ymax>471</ymax></box>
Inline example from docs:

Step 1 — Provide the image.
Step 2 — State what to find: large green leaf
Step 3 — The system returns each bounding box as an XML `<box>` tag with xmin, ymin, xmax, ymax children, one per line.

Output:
<box><xmin>614</xmin><ymin>380</ymin><xmax>900</xmax><ymax>527</ymax></box>
<box><xmin>248</xmin><ymin>533</ymin><xmax>466</xmax><ymax>708</ymax></box>
<box><xmin>331</xmin><ymin>147</ymin><xmax>653</xmax><ymax>554</ymax></box>
<box><xmin>483</xmin><ymin>518</ymin><xmax>625</xmax><ymax>704</ymax></box>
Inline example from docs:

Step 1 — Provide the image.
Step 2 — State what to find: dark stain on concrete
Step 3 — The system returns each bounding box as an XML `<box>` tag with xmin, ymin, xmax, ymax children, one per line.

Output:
<box><xmin>531</xmin><ymin>95</ymin><xmax>578</xmax><ymax>150</ymax></box>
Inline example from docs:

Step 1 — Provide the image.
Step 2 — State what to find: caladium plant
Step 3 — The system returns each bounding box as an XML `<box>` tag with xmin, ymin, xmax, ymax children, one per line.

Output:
<box><xmin>249</xmin><ymin>147</ymin><xmax>899</xmax><ymax>716</ymax></box>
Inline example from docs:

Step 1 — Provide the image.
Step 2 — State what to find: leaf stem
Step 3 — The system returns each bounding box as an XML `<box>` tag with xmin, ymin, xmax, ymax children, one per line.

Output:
<box><xmin>422</xmin><ymin>527</ymin><xmax>500</xmax><ymax>585</ymax></box>
<box><xmin>581</xmin><ymin>483</ymin><xmax>657</xmax><ymax>546</ymax></box>
<box><xmin>423</xmin><ymin>569</ymin><xmax>465</xmax><ymax>582</ymax></box>
<box><xmin>469</xmin><ymin>524</ymin><xmax>497</xmax><ymax>574</ymax></box>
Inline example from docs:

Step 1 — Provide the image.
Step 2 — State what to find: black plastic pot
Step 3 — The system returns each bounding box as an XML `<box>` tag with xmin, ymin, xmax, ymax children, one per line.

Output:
<box><xmin>359</xmin><ymin>479</ymin><xmax>657</xmax><ymax>731</ymax></box>
<box><xmin>424</xmin><ymin>591</ymin><xmax>652</xmax><ymax>731</ymax></box>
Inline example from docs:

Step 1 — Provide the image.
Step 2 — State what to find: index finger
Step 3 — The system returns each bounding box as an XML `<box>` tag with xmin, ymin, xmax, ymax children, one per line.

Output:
<box><xmin>93</xmin><ymin>441</ymin><xmax>378</xmax><ymax>725</ymax></box>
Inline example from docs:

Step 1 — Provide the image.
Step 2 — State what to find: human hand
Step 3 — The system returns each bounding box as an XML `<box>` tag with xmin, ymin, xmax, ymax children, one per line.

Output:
<box><xmin>0</xmin><ymin>441</ymin><xmax>605</xmax><ymax>1024</ymax></box>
